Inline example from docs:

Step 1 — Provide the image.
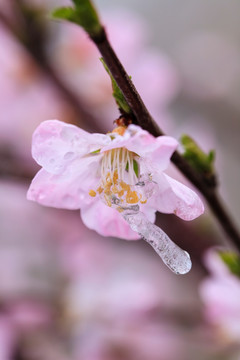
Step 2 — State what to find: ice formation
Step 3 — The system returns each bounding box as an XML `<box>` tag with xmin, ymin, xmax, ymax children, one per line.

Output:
<box><xmin>105</xmin><ymin>177</ymin><xmax>192</xmax><ymax>275</ymax></box>
<box><xmin>123</xmin><ymin>207</ymin><xmax>192</xmax><ymax>275</ymax></box>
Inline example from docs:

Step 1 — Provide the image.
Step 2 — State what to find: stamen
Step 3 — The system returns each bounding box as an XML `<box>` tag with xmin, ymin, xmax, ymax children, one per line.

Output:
<box><xmin>121</xmin><ymin>148</ymin><xmax>126</xmax><ymax>182</ymax></box>
<box><xmin>89</xmin><ymin>147</ymin><xmax>155</xmax><ymax>208</ymax></box>
<box><xmin>126</xmin><ymin>190</ymin><xmax>139</xmax><ymax>204</ymax></box>
<box><xmin>97</xmin><ymin>186</ymin><xmax>103</xmax><ymax>194</ymax></box>
<box><xmin>89</xmin><ymin>190</ymin><xmax>96</xmax><ymax>197</ymax></box>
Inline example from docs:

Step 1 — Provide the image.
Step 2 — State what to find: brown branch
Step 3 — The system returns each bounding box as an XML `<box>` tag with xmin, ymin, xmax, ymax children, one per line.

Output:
<box><xmin>92</xmin><ymin>30</ymin><xmax>162</xmax><ymax>137</ymax></box>
<box><xmin>90</xmin><ymin>28</ymin><xmax>240</xmax><ymax>251</ymax></box>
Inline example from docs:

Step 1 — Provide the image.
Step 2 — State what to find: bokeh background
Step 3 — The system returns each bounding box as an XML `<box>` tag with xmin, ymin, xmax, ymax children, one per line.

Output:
<box><xmin>0</xmin><ymin>0</ymin><xmax>240</xmax><ymax>359</ymax></box>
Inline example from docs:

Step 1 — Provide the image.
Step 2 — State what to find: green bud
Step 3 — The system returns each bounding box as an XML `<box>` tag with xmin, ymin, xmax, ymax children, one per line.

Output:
<box><xmin>181</xmin><ymin>135</ymin><xmax>216</xmax><ymax>179</ymax></box>
<box><xmin>52</xmin><ymin>0</ymin><xmax>102</xmax><ymax>38</ymax></box>
<box><xmin>219</xmin><ymin>250</ymin><xmax>240</xmax><ymax>278</ymax></box>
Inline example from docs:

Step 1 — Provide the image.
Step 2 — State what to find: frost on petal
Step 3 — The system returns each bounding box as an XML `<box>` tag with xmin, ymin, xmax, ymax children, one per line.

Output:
<box><xmin>32</xmin><ymin>120</ymin><xmax>109</xmax><ymax>174</ymax></box>
<box><xmin>152</xmin><ymin>173</ymin><xmax>204</xmax><ymax>220</ymax></box>
<box><xmin>102</xmin><ymin>125</ymin><xmax>178</xmax><ymax>172</ymax></box>
<box><xmin>27</xmin><ymin>156</ymin><xmax>101</xmax><ymax>210</ymax></box>
<box><xmin>81</xmin><ymin>200</ymin><xmax>141</xmax><ymax>240</ymax></box>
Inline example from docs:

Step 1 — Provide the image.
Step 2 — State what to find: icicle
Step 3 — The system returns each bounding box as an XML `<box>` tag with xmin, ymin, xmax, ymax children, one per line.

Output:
<box><xmin>122</xmin><ymin>206</ymin><xmax>192</xmax><ymax>275</ymax></box>
<box><xmin>99</xmin><ymin>162</ymin><xmax>192</xmax><ymax>274</ymax></box>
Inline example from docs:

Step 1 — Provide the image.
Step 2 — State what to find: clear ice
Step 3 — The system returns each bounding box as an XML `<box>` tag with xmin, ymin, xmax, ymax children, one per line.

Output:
<box><xmin>122</xmin><ymin>206</ymin><xmax>192</xmax><ymax>275</ymax></box>
<box><xmin>108</xmin><ymin>177</ymin><xmax>192</xmax><ymax>275</ymax></box>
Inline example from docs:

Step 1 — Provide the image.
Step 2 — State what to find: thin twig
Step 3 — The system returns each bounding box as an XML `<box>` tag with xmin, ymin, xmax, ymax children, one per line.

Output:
<box><xmin>91</xmin><ymin>28</ymin><xmax>240</xmax><ymax>251</ymax></box>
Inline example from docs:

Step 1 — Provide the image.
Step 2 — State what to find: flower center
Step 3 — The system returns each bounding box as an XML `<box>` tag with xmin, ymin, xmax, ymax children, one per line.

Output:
<box><xmin>89</xmin><ymin>147</ymin><xmax>151</xmax><ymax>208</ymax></box>
<box><xmin>101</xmin><ymin>147</ymin><xmax>138</xmax><ymax>187</ymax></box>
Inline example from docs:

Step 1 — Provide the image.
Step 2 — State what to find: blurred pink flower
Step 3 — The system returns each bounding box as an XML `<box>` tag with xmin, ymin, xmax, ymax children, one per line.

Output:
<box><xmin>27</xmin><ymin>120</ymin><xmax>204</xmax><ymax>239</ymax></box>
<box><xmin>62</xmin><ymin>234</ymin><xmax>191</xmax><ymax>360</ymax></box>
<box><xmin>0</xmin><ymin>316</ymin><xmax>16</xmax><ymax>360</ymax></box>
<box><xmin>200</xmin><ymin>249</ymin><xmax>240</xmax><ymax>342</ymax></box>
<box><xmin>9</xmin><ymin>301</ymin><xmax>52</xmax><ymax>330</ymax></box>
<box><xmin>0</xmin><ymin>26</ymin><xmax>71</xmax><ymax>162</ymax></box>
<box><xmin>0</xmin><ymin>302</ymin><xmax>52</xmax><ymax>359</ymax></box>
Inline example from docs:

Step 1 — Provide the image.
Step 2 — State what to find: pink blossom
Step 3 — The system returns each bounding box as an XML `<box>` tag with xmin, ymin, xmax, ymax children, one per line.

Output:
<box><xmin>200</xmin><ymin>249</ymin><xmax>240</xmax><ymax>342</ymax></box>
<box><xmin>9</xmin><ymin>301</ymin><xmax>52</xmax><ymax>330</ymax></box>
<box><xmin>63</xmin><ymin>233</ymin><xmax>197</xmax><ymax>360</ymax></box>
<box><xmin>0</xmin><ymin>316</ymin><xmax>16</xmax><ymax>360</ymax></box>
<box><xmin>27</xmin><ymin>120</ymin><xmax>204</xmax><ymax>239</ymax></box>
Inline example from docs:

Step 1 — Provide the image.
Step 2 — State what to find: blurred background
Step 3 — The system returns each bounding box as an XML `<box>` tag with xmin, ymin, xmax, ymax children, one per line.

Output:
<box><xmin>0</xmin><ymin>0</ymin><xmax>240</xmax><ymax>359</ymax></box>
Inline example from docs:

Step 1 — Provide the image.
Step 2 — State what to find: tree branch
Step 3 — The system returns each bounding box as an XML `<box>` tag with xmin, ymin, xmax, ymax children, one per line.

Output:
<box><xmin>90</xmin><ymin>28</ymin><xmax>240</xmax><ymax>251</ymax></box>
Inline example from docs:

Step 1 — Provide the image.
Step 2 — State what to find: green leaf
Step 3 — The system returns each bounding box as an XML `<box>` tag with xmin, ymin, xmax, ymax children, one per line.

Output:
<box><xmin>72</xmin><ymin>0</ymin><xmax>81</xmax><ymax>5</ymax></box>
<box><xmin>208</xmin><ymin>150</ymin><xmax>215</xmax><ymax>163</ymax></box>
<box><xmin>100</xmin><ymin>58</ymin><xmax>132</xmax><ymax>115</ymax></box>
<box><xmin>52</xmin><ymin>7</ymin><xmax>78</xmax><ymax>22</ymax></box>
<box><xmin>181</xmin><ymin>135</ymin><xmax>215</xmax><ymax>176</ymax></box>
<box><xmin>52</xmin><ymin>0</ymin><xmax>102</xmax><ymax>38</ymax></box>
<box><xmin>219</xmin><ymin>251</ymin><xmax>240</xmax><ymax>278</ymax></box>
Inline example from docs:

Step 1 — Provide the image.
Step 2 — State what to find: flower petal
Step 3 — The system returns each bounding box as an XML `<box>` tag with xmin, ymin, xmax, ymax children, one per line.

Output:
<box><xmin>27</xmin><ymin>156</ymin><xmax>101</xmax><ymax>209</ymax></box>
<box><xmin>102</xmin><ymin>125</ymin><xmax>178</xmax><ymax>172</ymax></box>
<box><xmin>81</xmin><ymin>198</ymin><xmax>157</xmax><ymax>240</ymax></box>
<box><xmin>140</xmin><ymin>205</ymin><xmax>156</xmax><ymax>224</ymax></box>
<box><xmin>32</xmin><ymin>120</ymin><xmax>109</xmax><ymax>174</ymax></box>
<box><xmin>152</xmin><ymin>173</ymin><xmax>204</xmax><ymax>220</ymax></box>
<box><xmin>81</xmin><ymin>200</ymin><xmax>140</xmax><ymax>240</ymax></box>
